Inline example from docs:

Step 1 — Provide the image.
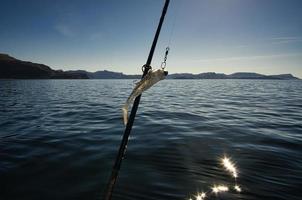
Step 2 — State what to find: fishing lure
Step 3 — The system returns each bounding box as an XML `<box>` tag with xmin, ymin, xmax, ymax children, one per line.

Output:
<box><xmin>122</xmin><ymin>68</ymin><xmax>168</xmax><ymax>125</ymax></box>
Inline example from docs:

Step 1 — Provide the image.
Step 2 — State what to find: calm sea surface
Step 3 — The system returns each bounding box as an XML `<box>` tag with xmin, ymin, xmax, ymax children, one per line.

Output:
<box><xmin>1</xmin><ymin>79</ymin><xmax>302</xmax><ymax>200</ymax></box>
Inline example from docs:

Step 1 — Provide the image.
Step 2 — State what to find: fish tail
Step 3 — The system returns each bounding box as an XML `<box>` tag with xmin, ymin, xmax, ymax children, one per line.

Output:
<box><xmin>122</xmin><ymin>105</ymin><xmax>128</xmax><ymax>126</ymax></box>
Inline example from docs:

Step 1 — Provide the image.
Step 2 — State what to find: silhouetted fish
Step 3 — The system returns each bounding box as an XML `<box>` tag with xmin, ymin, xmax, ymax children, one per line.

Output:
<box><xmin>122</xmin><ymin>69</ymin><xmax>168</xmax><ymax>125</ymax></box>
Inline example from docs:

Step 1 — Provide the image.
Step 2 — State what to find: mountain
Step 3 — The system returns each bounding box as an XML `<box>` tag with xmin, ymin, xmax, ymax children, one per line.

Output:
<box><xmin>228</xmin><ymin>72</ymin><xmax>267</xmax><ymax>79</ymax></box>
<box><xmin>66</xmin><ymin>70</ymin><xmax>141</xmax><ymax>79</ymax></box>
<box><xmin>0</xmin><ymin>54</ymin><xmax>88</xmax><ymax>79</ymax></box>
<box><xmin>167</xmin><ymin>72</ymin><xmax>300</xmax><ymax>80</ymax></box>
<box><xmin>227</xmin><ymin>72</ymin><xmax>299</xmax><ymax>80</ymax></box>
<box><xmin>268</xmin><ymin>74</ymin><xmax>298</xmax><ymax>80</ymax></box>
<box><xmin>0</xmin><ymin>53</ymin><xmax>300</xmax><ymax>80</ymax></box>
<box><xmin>168</xmin><ymin>72</ymin><xmax>227</xmax><ymax>79</ymax></box>
<box><xmin>91</xmin><ymin>70</ymin><xmax>140</xmax><ymax>79</ymax></box>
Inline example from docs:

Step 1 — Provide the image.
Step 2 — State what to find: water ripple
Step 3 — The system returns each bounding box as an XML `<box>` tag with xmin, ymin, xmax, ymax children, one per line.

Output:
<box><xmin>0</xmin><ymin>79</ymin><xmax>302</xmax><ymax>200</ymax></box>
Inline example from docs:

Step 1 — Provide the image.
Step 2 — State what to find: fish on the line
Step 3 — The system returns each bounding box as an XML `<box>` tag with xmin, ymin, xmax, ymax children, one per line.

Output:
<box><xmin>122</xmin><ymin>68</ymin><xmax>168</xmax><ymax>125</ymax></box>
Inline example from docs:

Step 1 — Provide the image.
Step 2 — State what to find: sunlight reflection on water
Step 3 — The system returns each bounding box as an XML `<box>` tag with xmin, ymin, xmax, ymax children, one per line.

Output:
<box><xmin>187</xmin><ymin>155</ymin><xmax>242</xmax><ymax>200</ymax></box>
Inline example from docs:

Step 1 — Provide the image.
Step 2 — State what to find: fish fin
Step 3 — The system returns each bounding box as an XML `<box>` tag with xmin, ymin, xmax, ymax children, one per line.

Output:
<box><xmin>122</xmin><ymin>106</ymin><xmax>128</xmax><ymax>126</ymax></box>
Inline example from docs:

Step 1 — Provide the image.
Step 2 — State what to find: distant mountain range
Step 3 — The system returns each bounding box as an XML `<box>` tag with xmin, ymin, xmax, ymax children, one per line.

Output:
<box><xmin>66</xmin><ymin>70</ymin><xmax>141</xmax><ymax>79</ymax></box>
<box><xmin>0</xmin><ymin>53</ymin><xmax>300</xmax><ymax>80</ymax></box>
<box><xmin>167</xmin><ymin>72</ymin><xmax>299</xmax><ymax>80</ymax></box>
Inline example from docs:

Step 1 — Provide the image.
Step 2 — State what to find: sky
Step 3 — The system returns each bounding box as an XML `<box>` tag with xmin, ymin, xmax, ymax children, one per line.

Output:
<box><xmin>0</xmin><ymin>0</ymin><xmax>302</xmax><ymax>77</ymax></box>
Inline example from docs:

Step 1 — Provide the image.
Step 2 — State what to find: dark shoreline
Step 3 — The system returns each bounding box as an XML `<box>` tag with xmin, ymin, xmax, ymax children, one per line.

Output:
<box><xmin>1</xmin><ymin>53</ymin><xmax>300</xmax><ymax>80</ymax></box>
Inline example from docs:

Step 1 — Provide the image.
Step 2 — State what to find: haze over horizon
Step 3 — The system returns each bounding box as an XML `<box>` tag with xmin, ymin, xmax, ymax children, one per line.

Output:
<box><xmin>1</xmin><ymin>0</ymin><xmax>302</xmax><ymax>78</ymax></box>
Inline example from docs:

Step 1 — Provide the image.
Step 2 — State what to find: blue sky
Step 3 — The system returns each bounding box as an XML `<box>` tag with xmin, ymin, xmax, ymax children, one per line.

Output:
<box><xmin>1</xmin><ymin>0</ymin><xmax>302</xmax><ymax>77</ymax></box>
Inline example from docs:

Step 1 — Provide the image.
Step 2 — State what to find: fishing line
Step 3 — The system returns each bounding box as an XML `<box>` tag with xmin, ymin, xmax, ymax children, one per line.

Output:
<box><xmin>167</xmin><ymin>0</ymin><xmax>179</xmax><ymax>47</ymax></box>
<box><xmin>160</xmin><ymin>0</ymin><xmax>179</xmax><ymax>69</ymax></box>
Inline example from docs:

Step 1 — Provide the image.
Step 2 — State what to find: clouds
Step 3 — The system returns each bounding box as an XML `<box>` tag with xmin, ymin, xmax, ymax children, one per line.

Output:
<box><xmin>54</xmin><ymin>24</ymin><xmax>74</xmax><ymax>37</ymax></box>
<box><xmin>271</xmin><ymin>36</ymin><xmax>302</xmax><ymax>44</ymax></box>
<box><xmin>193</xmin><ymin>53</ymin><xmax>302</xmax><ymax>64</ymax></box>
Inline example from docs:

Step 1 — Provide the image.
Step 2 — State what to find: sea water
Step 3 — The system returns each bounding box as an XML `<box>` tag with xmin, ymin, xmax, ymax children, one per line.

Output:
<box><xmin>1</xmin><ymin>79</ymin><xmax>301</xmax><ymax>200</ymax></box>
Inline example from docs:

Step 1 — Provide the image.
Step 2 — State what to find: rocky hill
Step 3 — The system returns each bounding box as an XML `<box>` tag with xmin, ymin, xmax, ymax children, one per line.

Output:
<box><xmin>0</xmin><ymin>54</ymin><xmax>88</xmax><ymax>79</ymax></box>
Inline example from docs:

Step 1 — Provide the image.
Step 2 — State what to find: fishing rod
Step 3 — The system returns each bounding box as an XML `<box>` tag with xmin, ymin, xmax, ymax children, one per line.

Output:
<box><xmin>103</xmin><ymin>0</ymin><xmax>170</xmax><ymax>200</ymax></box>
